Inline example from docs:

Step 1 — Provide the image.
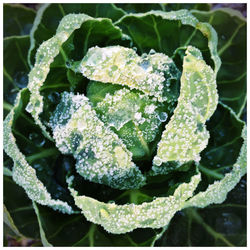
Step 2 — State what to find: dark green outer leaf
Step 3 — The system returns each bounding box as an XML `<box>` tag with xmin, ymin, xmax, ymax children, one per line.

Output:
<box><xmin>199</xmin><ymin>103</ymin><xmax>244</xmax><ymax>183</ymax></box>
<box><xmin>28</xmin><ymin>3</ymin><xmax>125</xmax><ymax>66</ymax></box>
<box><xmin>164</xmin><ymin>3</ymin><xmax>211</xmax><ymax>11</ymax></box>
<box><xmin>4</xmin><ymin>36</ymin><xmax>30</xmax><ymax>106</ymax></box>
<box><xmin>191</xmin><ymin>8</ymin><xmax>246</xmax><ymax>116</ymax></box>
<box><xmin>115</xmin><ymin>10</ymin><xmax>221</xmax><ymax>74</ymax></box>
<box><xmin>115</xmin><ymin>3</ymin><xmax>164</xmax><ymax>13</ymax></box>
<box><xmin>115</xmin><ymin>3</ymin><xmax>211</xmax><ymax>13</ymax></box>
<box><xmin>4</xmin><ymin>176</ymin><xmax>40</xmax><ymax>239</ymax></box>
<box><xmin>156</xmin><ymin>176</ymin><xmax>246</xmax><ymax>246</ymax></box>
<box><xmin>4</xmin><ymin>4</ymin><xmax>36</xmax><ymax>37</ymax></box>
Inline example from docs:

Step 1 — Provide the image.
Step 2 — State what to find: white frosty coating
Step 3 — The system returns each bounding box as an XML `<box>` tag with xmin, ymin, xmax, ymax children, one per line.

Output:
<box><xmin>79</xmin><ymin>45</ymin><xmax>179</xmax><ymax>102</ymax></box>
<box><xmin>26</xmin><ymin>13</ymin><xmax>122</xmax><ymax>139</ymax></box>
<box><xmin>68</xmin><ymin>172</ymin><xmax>201</xmax><ymax>234</ymax></box>
<box><xmin>50</xmin><ymin>92</ymin><xmax>145</xmax><ymax>190</ymax></box>
<box><xmin>95</xmin><ymin>88</ymin><xmax>166</xmax><ymax>144</ymax></box>
<box><xmin>153</xmin><ymin>46</ymin><xmax>218</xmax><ymax>167</ymax></box>
<box><xmin>184</xmin><ymin>125</ymin><xmax>247</xmax><ymax>208</ymax></box>
<box><xmin>3</xmin><ymin>90</ymin><xmax>73</xmax><ymax>214</ymax></box>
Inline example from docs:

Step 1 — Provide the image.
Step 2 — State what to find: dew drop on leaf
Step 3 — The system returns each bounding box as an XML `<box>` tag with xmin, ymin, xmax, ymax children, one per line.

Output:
<box><xmin>215</xmin><ymin>212</ymin><xmax>242</xmax><ymax>235</ymax></box>
<box><xmin>149</xmin><ymin>49</ymin><xmax>156</xmax><ymax>55</ymax></box>
<box><xmin>25</xmin><ymin>102</ymin><xmax>34</xmax><ymax>113</ymax></box>
<box><xmin>157</xmin><ymin>112</ymin><xmax>168</xmax><ymax>122</ymax></box>
<box><xmin>29</xmin><ymin>132</ymin><xmax>46</xmax><ymax>147</ymax></box>
<box><xmin>13</xmin><ymin>71</ymin><xmax>28</xmax><ymax>88</ymax></box>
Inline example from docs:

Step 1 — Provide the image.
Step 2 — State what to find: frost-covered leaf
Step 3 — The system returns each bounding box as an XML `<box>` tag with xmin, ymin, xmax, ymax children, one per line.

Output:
<box><xmin>28</xmin><ymin>3</ymin><xmax>125</xmax><ymax>66</ymax></box>
<box><xmin>191</xmin><ymin>8</ymin><xmax>246</xmax><ymax>116</ymax></box>
<box><xmin>184</xmin><ymin>125</ymin><xmax>246</xmax><ymax>208</ymax></box>
<box><xmin>91</xmin><ymin>87</ymin><xmax>168</xmax><ymax>160</ymax></box>
<box><xmin>3</xmin><ymin>89</ymin><xmax>74</xmax><ymax>214</ymax></box>
<box><xmin>29</xmin><ymin>202</ymin><xmax>164</xmax><ymax>246</ymax></box>
<box><xmin>79</xmin><ymin>45</ymin><xmax>180</xmax><ymax>102</ymax></box>
<box><xmin>154</xmin><ymin>46</ymin><xmax>217</xmax><ymax>169</ymax></box>
<box><xmin>26</xmin><ymin>13</ymin><xmax>125</xmax><ymax>139</ymax></box>
<box><xmin>68</xmin><ymin>172</ymin><xmax>201</xmax><ymax>234</ymax></box>
<box><xmin>50</xmin><ymin>92</ymin><xmax>145</xmax><ymax>190</ymax></box>
<box><xmin>4</xmin><ymin>4</ymin><xmax>35</xmax><ymax>37</ymax></box>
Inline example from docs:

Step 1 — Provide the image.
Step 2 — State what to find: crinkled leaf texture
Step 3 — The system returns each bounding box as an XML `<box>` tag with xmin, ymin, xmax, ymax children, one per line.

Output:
<box><xmin>3</xmin><ymin>3</ymin><xmax>246</xmax><ymax>246</ymax></box>
<box><xmin>3</xmin><ymin>89</ymin><xmax>73</xmax><ymax>214</ymax></box>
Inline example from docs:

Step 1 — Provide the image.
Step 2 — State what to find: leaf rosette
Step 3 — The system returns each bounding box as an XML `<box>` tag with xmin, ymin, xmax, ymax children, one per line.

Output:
<box><xmin>3</xmin><ymin>3</ymin><xmax>246</xmax><ymax>246</ymax></box>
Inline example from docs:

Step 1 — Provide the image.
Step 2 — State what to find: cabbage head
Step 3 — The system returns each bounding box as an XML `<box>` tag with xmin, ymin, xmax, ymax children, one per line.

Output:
<box><xmin>3</xmin><ymin>3</ymin><xmax>246</xmax><ymax>246</ymax></box>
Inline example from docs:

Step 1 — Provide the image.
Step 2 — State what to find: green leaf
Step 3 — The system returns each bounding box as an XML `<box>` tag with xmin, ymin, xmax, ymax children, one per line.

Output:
<box><xmin>4</xmin><ymin>4</ymin><xmax>36</xmax><ymax>37</ymax></box>
<box><xmin>50</xmin><ymin>92</ymin><xmax>145</xmax><ymax>190</ymax></box>
<box><xmin>68</xmin><ymin>171</ymin><xmax>201</xmax><ymax>234</ymax></box>
<box><xmin>191</xmin><ymin>8</ymin><xmax>246</xmax><ymax>116</ymax></box>
<box><xmin>154</xmin><ymin>46</ymin><xmax>217</xmax><ymax>169</ymax></box>
<box><xmin>4</xmin><ymin>36</ymin><xmax>30</xmax><ymax>106</ymax></box>
<box><xmin>164</xmin><ymin>3</ymin><xmax>211</xmax><ymax>12</ymax></box>
<box><xmin>116</xmin><ymin>10</ymin><xmax>221</xmax><ymax>74</ymax></box>
<box><xmin>33</xmin><ymin>202</ymin><xmax>53</xmax><ymax>246</ymax></box>
<box><xmin>3</xmin><ymin>89</ymin><xmax>74</xmax><ymax>214</ymax></box>
<box><xmin>28</xmin><ymin>3</ymin><xmax>125</xmax><ymax>66</ymax></box>
<box><xmin>115</xmin><ymin>3</ymin><xmax>164</xmax><ymax>13</ymax></box>
<box><xmin>4</xmin><ymin>205</ymin><xmax>23</xmax><ymax>237</ymax></box>
<box><xmin>115</xmin><ymin>3</ymin><xmax>211</xmax><ymax>14</ymax></box>
<box><xmin>4</xmin><ymin>176</ymin><xmax>40</xmax><ymax>239</ymax></box>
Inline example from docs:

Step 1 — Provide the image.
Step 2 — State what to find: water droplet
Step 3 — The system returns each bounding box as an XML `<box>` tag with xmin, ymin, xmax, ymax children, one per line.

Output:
<box><xmin>25</xmin><ymin>102</ymin><xmax>34</xmax><ymax>113</ymax></box>
<box><xmin>158</xmin><ymin>112</ymin><xmax>168</xmax><ymax>122</ymax></box>
<box><xmin>53</xmin><ymin>186</ymin><xmax>64</xmax><ymax>199</ymax></box>
<box><xmin>215</xmin><ymin>212</ymin><xmax>242</xmax><ymax>235</ymax></box>
<box><xmin>29</xmin><ymin>132</ymin><xmax>45</xmax><ymax>147</ymax></box>
<box><xmin>48</xmin><ymin>92</ymin><xmax>60</xmax><ymax>104</ymax></box>
<box><xmin>99</xmin><ymin>208</ymin><xmax>110</xmax><ymax>219</ymax></box>
<box><xmin>149</xmin><ymin>49</ymin><xmax>156</xmax><ymax>55</ymax></box>
<box><xmin>66</xmin><ymin>60</ymin><xmax>72</xmax><ymax>68</ymax></box>
<box><xmin>13</xmin><ymin>71</ymin><xmax>28</xmax><ymax>88</ymax></box>
<box><xmin>153</xmin><ymin>156</ymin><xmax>162</xmax><ymax>166</ymax></box>
<box><xmin>132</xmin><ymin>47</ymin><xmax>137</xmax><ymax>52</ymax></box>
<box><xmin>33</xmin><ymin>158</ymin><xmax>47</xmax><ymax>171</ymax></box>
<box><xmin>139</xmin><ymin>60</ymin><xmax>150</xmax><ymax>70</ymax></box>
<box><xmin>221</xmin><ymin>35</ymin><xmax>226</xmax><ymax>40</ymax></box>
